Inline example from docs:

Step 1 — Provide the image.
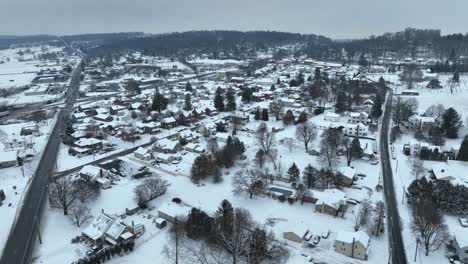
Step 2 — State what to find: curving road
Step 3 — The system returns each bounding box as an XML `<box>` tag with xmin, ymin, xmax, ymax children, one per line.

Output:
<box><xmin>0</xmin><ymin>60</ymin><xmax>83</xmax><ymax>264</ymax></box>
<box><xmin>379</xmin><ymin>89</ymin><xmax>407</xmax><ymax>264</ymax></box>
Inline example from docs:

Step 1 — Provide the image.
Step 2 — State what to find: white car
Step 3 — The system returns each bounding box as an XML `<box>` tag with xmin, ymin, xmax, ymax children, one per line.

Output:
<box><xmin>459</xmin><ymin>217</ymin><xmax>468</xmax><ymax>227</ymax></box>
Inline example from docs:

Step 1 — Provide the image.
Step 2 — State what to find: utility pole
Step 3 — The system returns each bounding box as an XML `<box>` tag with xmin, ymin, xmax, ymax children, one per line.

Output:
<box><xmin>402</xmin><ymin>186</ymin><xmax>405</xmax><ymax>204</ymax></box>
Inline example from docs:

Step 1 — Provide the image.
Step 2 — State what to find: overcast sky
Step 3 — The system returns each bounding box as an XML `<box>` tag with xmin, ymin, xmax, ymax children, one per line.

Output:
<box><xmin>1</xmin><ymin>0</ymin><xmax>467</xmax><ymax>39</ymax></box>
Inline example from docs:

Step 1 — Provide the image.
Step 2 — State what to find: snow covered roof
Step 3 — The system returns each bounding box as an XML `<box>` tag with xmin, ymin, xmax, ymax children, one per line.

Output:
<box><xmin>162</xmin><ymin>117</ymin><xmax>176</xmax><ymax>123</ymax></box>
<box><xmin>313</xmin><ymin>189</ymin><xmax>346</xmax><ymax>210</ymax></box>
<box><xmin>335</xmin><ymin>230</ymin><xmax>370</xmax><ymax>247</ymax></box>
<box><xmin>80</xmin><ymin>165</ymin><xmax>101</xmax><ymax>177</ymax></box>
<box><xmin>155</xmin><ymin>138</ymin><xmax>179</xmax><ymax>150</ymax></box>
<box><xmin>83</xmin><ymin>213</ymin><xmax>114</xmax><ymax>240</ymax></box>
<box><xmin>432</xmin><ymin>161</ymin><xmax>468</xmax><ymax>186</ymax></box>
<box><xmin>158</xmin><ymin>202</ymin><xmax>192</xmax><ymax>219</ymax></box>
<box><xmin>105</xmin><ymin>220</ymin><xmax>127</xmax><ymax>240</ymax></box>
<box><xmin>75</xmin><ymin>138</ymin><xmax>102</xmax><ymax>147</ymax></box>
<box><xmin>0</xmin><ymin>151</ymin><xmax>17</xmax><ymax>163</ymax></box>
<box><xmin>338</xmin><ymin>166</ymin><xmax>356</xmax><ymax>179</ymax></box>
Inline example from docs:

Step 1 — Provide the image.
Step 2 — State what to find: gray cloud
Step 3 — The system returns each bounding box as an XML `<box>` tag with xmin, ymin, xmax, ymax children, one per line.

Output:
<box><xmin>0</xmin><ymin>0</ymin><xmax>466</xmax><ymax>38</ymax></box>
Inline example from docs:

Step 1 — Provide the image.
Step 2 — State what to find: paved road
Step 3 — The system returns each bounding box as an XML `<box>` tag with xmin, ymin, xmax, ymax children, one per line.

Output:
<box><xmin>0</xmin><ymin>60</ymin><xmax>84</xmax><ymax>264</ymax></box>
<box><xmin>379</xmin><ymin>89</ymin><xmax>407</xmax><ymax>264</ymax></box>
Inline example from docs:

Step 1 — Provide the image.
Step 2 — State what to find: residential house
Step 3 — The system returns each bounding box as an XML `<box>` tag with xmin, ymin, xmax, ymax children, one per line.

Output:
<box><xmin>82</xmin><ymin>212</ymin><xmax>139</xmax><ymax>246</ymax></box>
<box><xmin>134</xmin><ymin>147</ymin><xmax>153</xmax><ymax>160</ymax></box>
<box><xmin>407</xmin><ymin>114</ymin><xmax>436</xmax><ymax>131</ymax></box>
<box><xmin>348</xmin><ymin>112</ymin><xmax>370</xmax><ymax>124</ymax></box>
<box><xmin>74</xmin><ymin>138</ymin><xmax>103</xmax><ymax>150</ymax></box>
<box><xmin>153</xmin><ymin>138</ymin><xmax>182</xmax><ymax>154</ymax></box>
<box><xmin>314</xmin><ymin>189</ymin><xmax>346</xmax><ymax>216</ymax></box>
<box><xmin>344</xmin><ymin>123</ymin><xmax>368</xmax><ymax>137</ymax></box>
<box><xmin>338</xmin><ymin>166</ymin><xmax>356</xmax><ymax>187</ymax></box>
<box><xmin>334</xmin><ymin>230</ymin><xmax>370</xmax><ymax>261</ymax></box>
<box><xmin>161</xmin><ymin>117</ymin><xmax>177</xmax><ymax>129</ymax></box>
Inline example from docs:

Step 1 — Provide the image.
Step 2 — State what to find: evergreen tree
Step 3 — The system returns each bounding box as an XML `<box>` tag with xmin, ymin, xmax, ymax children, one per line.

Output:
<box><xmin>183</xmin><ymin>93</ymin><xmax>192</xmax><ymax>111</ymax></box>
<box><xmin>347</xmin><ymin>137</ymin><xmax>363</xmax><ymax>166</ymax></box>
<box><xmin>314</xmin><ymin>68</ymin><xmax>321</xmax><ymax>80</ymax></box>
<box><xmin>270</xmin><ymin>84</ymin><xmax>276</xmax><ymax>91</ymax></box>
<box><xmin>276</xmin><ymin>78</ymin><xmax>281</xmax><ymax>85</ymax></box>
<box><xmin>186</xmin><ymin>208</ymin><xmax>213</xmax><ymax>240</ymax></box>
<box><xmin>254</xmin><ymin>108</ymin><xmax>261</xmax><ymax>121</ymax></box>
<box><xmin>214</xmin><ymin>87</ymin><xmax>225</xmax><ymax>112</ymax></box>
<box><xmin>151</xmin><ymin>89</ymin><xmax>169</xmax><ymax>112</ymax></box>
<box><xmin>214</xmin><ymin>200</ymin><xmax>234</xmax><ymax>236</ymax></box>
<box><xmin>428</xmin><ymin>126</ymin><xmax>445</xmax><ymax>146</ymax></box>
<box><xmin>282</xmin><ymin>110</ymin><xmax>295</xmax><ymax>126</ymax></box>
<box><xmin>453</xmin><ymin>71</ymin><xmax>460</xmax><ymax>83</ymax></box>
<box><xmin>335</xmin><ymin>91</ymin><xmax>348</xmax><ymax>113</ymax></box>
<box><xmin>302</xmin><ymin>164</ymin><xmax>317</xmax><ymax>189</ymax></box>
<box><xmin>261</xmin><ymin>108</ymin><xmax>269</xmax><ymax>121</ymax></box>
<box><xmin>287</xmin><ymin>163</ymin><xmax>300</xmax><ymax>182</ymax></box>
<box><xmin>248</xmin><ymin>228</ymin><xmax>267</xmax><ymax>264</ymax></box>
<box><xmin>190</xmin><ymin>154</ymin><xmax>212</xmax><ymax>183</ymax></box>
<box><xmin>241</xmin><ymin>87</ymin><xmax>252</xmax><ymax>103</ymax></box>
<box><xmin>226</xmin><ymin>88</ymin><xmax>236</xmax><ymax>111</ymax></box>
<box><xmin>441</xmin><ymin>107</ymin><xmax>462</xmax><ymax>138</ymax></box>
<box><xmin>371</xmin><ymin>96</ymin><xmax>383</xmax><ymax>118</ymax></box>
<box><xmin>457</xmin><ymin>136</ymin><xmax>468</xmax><ymax>161</ymax></box>
<box><xmin>185</xmin><ymin>81</ymin><xmax>193</xmax><ymax>92</ymax></box>
<box><xmin>296</xmin><ymin>111</ymin><xmax>307</xmax><ymax>124</ymax></box>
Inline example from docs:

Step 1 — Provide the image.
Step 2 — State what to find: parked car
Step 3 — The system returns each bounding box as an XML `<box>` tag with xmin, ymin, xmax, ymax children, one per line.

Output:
<box><xmin>313</xmin><ymin>235</ymin><xmax>321</xmax><ymax>245</ymax></box>
<box><xmin>321</xmin><ymin>230</ymin><xmax>330</xmax><ymax>239</ymax></box>
<box><xmin>86</xmin><ymin>245</ymin><xmax>102</xmax><ymax>256</ymax></box>
<box><xmin>370</xmin><ymin>160</ymin><xmax>379</xmax><ymax>165</ymax></box>
<box><xmin>357</xmin><ymin>173</ymin><xmax>366</xmax><ymax>177</ymax></box>
<box><xmin>459</xmin><ymin>217</ymin><xmax>468</xmax><ymax>227</ymax></box>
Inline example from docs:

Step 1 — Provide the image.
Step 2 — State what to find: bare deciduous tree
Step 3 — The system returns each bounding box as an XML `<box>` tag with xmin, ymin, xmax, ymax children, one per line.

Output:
<box><xmin>163</xmin><ymin>217</ymin><xmax>186</xmax><ymax>264</ymax></box>
<box><xmin>411</xmin><ymin>199</ymin><xmax>449</xmax><ymax>256</ymax></box>
<box><xmin>134</xmin><ymin>176</ymin><xmax>168</xmax><ymax>207</ymax></box>
<box><xmin>425</xmin><ymin>104</ymin><xmax>445</xmax><ymax>119</ymax></box>
<box><xmin>232</xmin><ymin>169</ymin><xmax>265</xmax><ymax>199</ymax></box>
<box><xmin>206</xmin><ymin>137</ymin><xmax>219</xmax><ymax>155</ymax></box>
<box><xmin>269</xmin><ymin>100</ymin><xmax>284</xmax><ymax>121</ymax></box>
<box><xmin>68</xmin><ymin>203</ymin><xmax>91</xmax><ymax>227</ymax></box>
<box><xmin>353</xmin><ymin>200</ymin><xmax>374</xmax><ymax>231</ymax></box>
<box><xmin>48</xmin><ymin>176</ymin><xmax>76</xmax><ymax>215</ymax></box>
<box><xmin>320</xmin><ymin>128</ymin><xmax>342</xmax><ymax>167</ymax></box>
<box><xmin>401</xmin><ymin>64</ymin><xmax>423</xmax><ymax>89</ymax></box>
<box><xmin>256</xmin><ymin>123</ymin><xmax>277</xmax><ymax>156</ymax></box>
<box><xmin>281</xmin><ymin>137</ymin><xmax>295</xmax><ymax>152</ymax></box>
<box><xmin>295</xmin><ymin>122</ymin><xmax>317</xmax><ymax>151</ymax></box>
<box><xmin>218</xmin><ymin>208</ymin><xmax>253</xmax><ymax>264</ymax></box>
<box><xmin>411</xmin><ymin>157</ymin><xmax>425</xmax><ymax>180</ymax></box>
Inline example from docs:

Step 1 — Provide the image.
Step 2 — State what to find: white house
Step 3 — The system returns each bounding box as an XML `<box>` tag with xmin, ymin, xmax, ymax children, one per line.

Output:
<box><xmin>134</xmin><ymin>147</ymin><xmax>153</xmax><ymax>160</ymax></box>
<box><xmin>0</xmin><ymin>151</ymin><xmax>18</xmax><ymax>168</ymax></box>
<box><xmin>348</xmin><ymin>112</ymin><xmax>370</xmax><ymax>124</ymax></box>
<box><xmin>334</xmin><ymin>230</ymin><xmax>370</xmax><ymax>260</ymax></box>
<box><xmin>344</xmin><ymin>123</ymin><xmax>368</xmax><ymax>137</ymax></box>
<box><xmin>324</xmin><ymin>112</ymin><xmax>340</xmax><ymax>122</ymax></box>
<box><xmin>407</xmin><ymin>114</ymin><xmax>436</xmax><ymax>131</ymax></box>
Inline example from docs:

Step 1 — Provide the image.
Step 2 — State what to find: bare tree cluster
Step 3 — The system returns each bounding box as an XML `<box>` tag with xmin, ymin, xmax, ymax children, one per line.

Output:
<box><xmin>134</xmin><ymin>176</ymin><xmax>168</xmax><ymax>208</ymax></box>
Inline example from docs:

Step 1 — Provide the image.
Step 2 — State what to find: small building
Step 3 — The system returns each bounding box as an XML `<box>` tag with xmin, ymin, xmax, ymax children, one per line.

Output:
<box><xmin>338</xmin><ymin>166</ymin><xmax>356</xmax><ymax>187</ymax></box>
<box><xmin>454</xmin><ymin>235</ymin><xmax>468</xmax><ymax>264</ymax></box>
<box><xmin>400</xmin><ymin>90</ymin><xmax>419</xmax><ymax>96</ymax></box>
<box><xmin>314</xmin><ymin>189</ymin><xmax>346</xmax><ymax>216</ymax></box>
<box><xmin>348</xmin><ymin>112</ymin><xmax>370</xmax><ymax>124</ymax></box>
<box><xmin>334</xmin><ymin>230</ymin><xmax>370</xmax><ymax>261</ymax></box>
<box><xmin>324</xmin><ymin>112</ymin><xmax>340</xmax><ymax>122</ymax></box>
<box><xmin>155</xmin><ymin>218</ymin><xmax>167</xmax><ymax>229</ymax></box>
<box><xmin>134</xmin><ymin>147</ymin><xmax>153</xmax><ymax>160</ymax></box>
<box><xmin>161</xmin><ymin>117</ymin><xmax>177</xmax><ymax>129</ymax></box>
<box><xmin>157</xmin><ymin>202</ymin><xmax>192</xmax><ymax>223</ymax></box>
<box><xmin>0</xmin><ymin>151</ymin><xmax>18</xmax><ymax>168</ymax></box>
<box><xmin>344</xmin><ymin>123</ymin><xmax>368</xmax><ymax>137</ymax></box>
<box><xmin>283</xmin><ymin>231</ymin><xmax>304</xmax><ymax>244</ymax></box>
